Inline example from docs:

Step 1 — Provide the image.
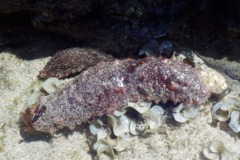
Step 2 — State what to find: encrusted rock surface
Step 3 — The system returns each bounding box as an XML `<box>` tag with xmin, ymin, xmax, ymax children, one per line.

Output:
<box><xmin>2</xmin><ymin>1</ymin><xmax>240</xmax><ymax>58</ymax></box>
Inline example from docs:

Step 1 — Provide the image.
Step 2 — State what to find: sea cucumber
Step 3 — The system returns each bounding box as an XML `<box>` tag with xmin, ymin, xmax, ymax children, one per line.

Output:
<box><xmin>38</xmin><ymin>47</ymin><xmax>114</xmax><ymax>79</ymax></box>
<box><xmin>21</xmin><ymin>57</ymin><xmax>210</xmax><ymax>134</ymax></box>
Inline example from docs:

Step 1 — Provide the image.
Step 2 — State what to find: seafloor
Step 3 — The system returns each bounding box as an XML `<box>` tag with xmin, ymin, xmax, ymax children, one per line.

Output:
<box><xmin>1</xmin><ymin>51</ymin><xmax>240</xmax><ymax>159</ymax></box>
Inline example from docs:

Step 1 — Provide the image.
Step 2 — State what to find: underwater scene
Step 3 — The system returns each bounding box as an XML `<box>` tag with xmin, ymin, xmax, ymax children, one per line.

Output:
<box><xmin>0</xmin><ymin>0</ymin><xmax>240</xmax><ymax>160</ymax></box>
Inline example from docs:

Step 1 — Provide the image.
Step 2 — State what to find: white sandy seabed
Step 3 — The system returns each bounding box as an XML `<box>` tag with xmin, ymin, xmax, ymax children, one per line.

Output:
<box><xmin>0</xmin><ymin>52</ymin><xmax>240</xmax><ymax>160</ymax></box>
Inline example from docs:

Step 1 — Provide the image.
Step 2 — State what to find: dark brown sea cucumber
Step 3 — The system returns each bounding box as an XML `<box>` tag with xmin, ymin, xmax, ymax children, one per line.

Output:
<box><xmin>22</xmin><ymin>57</ymin><xmax>210</xmax><ymax>134</ymax></box>
<box><xmin>38</xmin><ymin>47</ymin><xmax>114</xmax><ymax>79</ymax></box>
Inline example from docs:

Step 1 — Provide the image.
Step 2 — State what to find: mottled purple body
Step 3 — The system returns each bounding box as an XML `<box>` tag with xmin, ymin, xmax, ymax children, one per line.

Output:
<box><xmin>25</xmin><ymin>57</ymin><xmax>210</xmax><ymax>134</ymax></box>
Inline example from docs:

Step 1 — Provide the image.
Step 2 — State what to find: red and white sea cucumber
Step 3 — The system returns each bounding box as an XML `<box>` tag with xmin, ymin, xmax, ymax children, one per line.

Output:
<box><xmin>21</xmin><ymin>57</ymin><xmax>210</xmax><ymax>134</ymax></box>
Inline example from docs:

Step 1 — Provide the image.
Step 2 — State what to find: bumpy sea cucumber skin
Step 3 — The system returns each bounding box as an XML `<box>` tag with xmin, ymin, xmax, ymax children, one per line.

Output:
<box><xmin>24</xmin><ymin>57</ymin><xmax>210</xmax><ymax>134</ymax></box>
<box><xmin>38</xmin><ymin>47</ymin><xmax>114</xmax><ymax>79</ymax></box>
